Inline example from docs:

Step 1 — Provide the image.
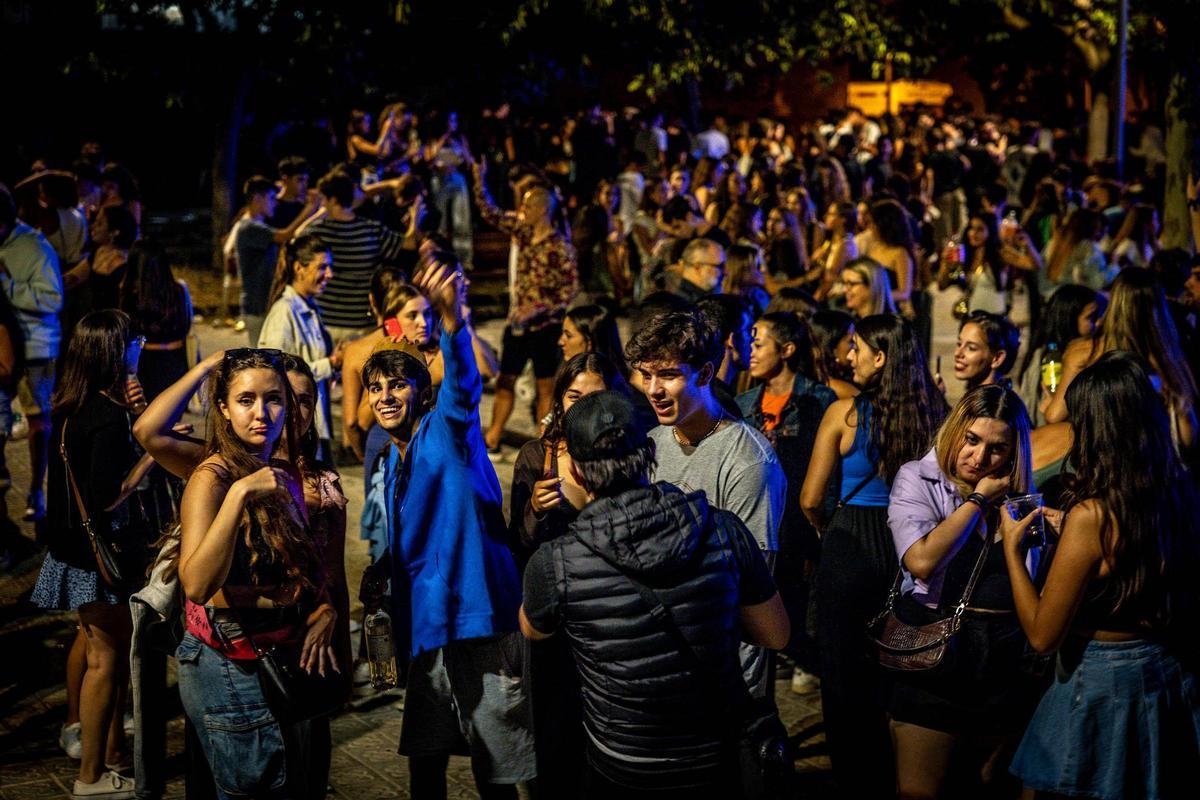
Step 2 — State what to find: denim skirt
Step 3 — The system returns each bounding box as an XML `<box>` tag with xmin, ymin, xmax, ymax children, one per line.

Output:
<box><xmin>1010</xmin><ymin>639</ymin><xmax>1200</xmax><ymax>799</ymax></box>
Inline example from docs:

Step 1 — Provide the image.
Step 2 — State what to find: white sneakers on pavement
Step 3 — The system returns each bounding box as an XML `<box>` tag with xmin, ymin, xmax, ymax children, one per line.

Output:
<box><xmin>59</xmin><ymin>722</ymin><xmax>82</xmax><ymax>760</ymax></box>
<box><xmin>72</xmin><ymin>771</ymin><xmax>135</xmax><ymax>799</ymax></box>
<box><xmin>791</xmin><ymin>668</ymin><xmax>820</xmax><ymax>695</ymax></box>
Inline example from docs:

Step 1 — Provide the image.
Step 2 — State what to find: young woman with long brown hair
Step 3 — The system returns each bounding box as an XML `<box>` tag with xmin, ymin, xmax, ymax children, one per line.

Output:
<box><xmin>1005</xmin><ymin>352</ymin><xmax>1200</xmax><ymax>798</ymax></box>
<box><xmin>800</xmin><ymin>313</ymin><xmax>948</xmax><ymax>796</ymax></box>
<box><xmin>31</xmin><ymin>309</ymin><xmax>158</xmax><ymax>799</ymax></box>
<box><xmin>146</xmin><ymin>348</ymin><xmax>337</xmax><ymax>798</ymax></box>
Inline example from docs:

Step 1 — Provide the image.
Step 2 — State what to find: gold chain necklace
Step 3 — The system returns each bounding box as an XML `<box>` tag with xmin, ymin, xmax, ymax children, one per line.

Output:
<box><xmin>672</xmin><ymin>414</ymin><xmax>725</xmax><ymax>447</ymax></box>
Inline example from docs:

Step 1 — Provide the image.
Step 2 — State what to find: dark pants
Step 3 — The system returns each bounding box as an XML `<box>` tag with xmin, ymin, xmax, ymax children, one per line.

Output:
<box><xmin>815</xmin><ymin>504</ymin><xmax>897</xmax><ymax>796</ymax></box>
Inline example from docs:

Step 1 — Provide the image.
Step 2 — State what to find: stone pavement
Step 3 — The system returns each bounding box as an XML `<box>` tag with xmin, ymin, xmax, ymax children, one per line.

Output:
<box><xmin>0</xmin><ymin>319</ymin><xmax>834</xmax><ymax>799</ymax></box>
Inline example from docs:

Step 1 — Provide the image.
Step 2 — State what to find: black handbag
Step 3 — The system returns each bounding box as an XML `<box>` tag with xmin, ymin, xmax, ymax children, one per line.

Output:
<box><xmin>231</xmin><ymin>607</ymin><xmax>346</xmax><ymax>725</ymax></box>
<box><xmin>61</xmin><ymin>421</ymin><xmax>148</xmax><ymax>589</ymax></box>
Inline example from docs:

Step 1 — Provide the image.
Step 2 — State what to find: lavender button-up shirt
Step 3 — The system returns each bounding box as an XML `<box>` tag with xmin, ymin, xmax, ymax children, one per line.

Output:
<box><xmin>888</xmin><ymin>449</ymin><xmax>1037</xmax><ymax>608</ymax></box>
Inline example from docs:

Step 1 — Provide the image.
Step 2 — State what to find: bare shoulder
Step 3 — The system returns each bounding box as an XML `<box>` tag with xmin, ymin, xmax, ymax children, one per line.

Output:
<box><xmin>830</xmin><ymin>378</ymin><xmax>860</xmax><ymax>401</ymax></box>
<box><xmin>824</xmin><ymin>396</ymin><xmax>857</xmax><ymax>428</ymax></box>
<box><xmin>1063</xmin><ymin>336</ymin><xmax>1098</xmax><ymax>366</ymax></box>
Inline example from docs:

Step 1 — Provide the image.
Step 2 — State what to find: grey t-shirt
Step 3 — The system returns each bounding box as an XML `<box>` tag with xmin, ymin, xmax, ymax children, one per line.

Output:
<box><xmin>650</xmin><ymin>420</ymin><xmax>786</xmax><ymax>552</ymax></box>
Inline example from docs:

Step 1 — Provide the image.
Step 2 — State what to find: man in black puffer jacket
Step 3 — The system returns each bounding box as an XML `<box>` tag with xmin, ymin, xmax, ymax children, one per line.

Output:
<box><xmin>520</xmin><ymin>390</ymin><xmax>790</xmax><ymax>798</ymax></box>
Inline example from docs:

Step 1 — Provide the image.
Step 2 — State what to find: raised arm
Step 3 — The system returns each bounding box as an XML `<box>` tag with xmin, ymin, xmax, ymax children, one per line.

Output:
<box><xmin>415</xmin><ymin>260</ymin><xmax>479</xmax><ymax>425</ymax></box>
<box><xmin>464</xmin><ymin>150</ymin><xmax>517</xmax><ymax>234</ymax></box>
<box><xmin>179</xmin><ymin>464</ymin><xmax>292</xmax><ymax>604</ymax></box>
<box><xmin>132</xmin><ymin>350</ymin><xmax>223</xmax><ymax>478</ymax></box>
<box><xmin>892</xmin><ymin>471</ymin><xmax>1007</xmax><ymax>581</ymax></box>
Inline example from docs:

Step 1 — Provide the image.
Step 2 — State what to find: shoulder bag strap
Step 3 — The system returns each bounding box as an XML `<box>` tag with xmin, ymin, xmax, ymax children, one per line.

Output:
<box><xmin>836</xmin><ymin>471</ymin><xmax>877</xmax><ymax>510</ymax></box>
<box><xmin>60</xmin><ymin>420</ymin><xmax>93</xmax><ymax>533</ymax></box>
<box><xmin>623</xmin><ymin>574</ymin><xmax>744</xmax><ymax>729</ymax></box>
<box><xmin>869</xmin><ymin>509</ymin><xmax>994</xmax><ymax>626</ymax></box>
<box><xmin>951</xmin><ymin>520</ymin><xmax>994</xmax><ymax>616</ymax></box>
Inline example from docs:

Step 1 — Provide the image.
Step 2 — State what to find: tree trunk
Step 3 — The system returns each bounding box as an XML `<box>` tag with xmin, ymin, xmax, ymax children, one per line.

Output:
<box><xmin>1087</xmin><ymin>85</ymin><xmax>1109</xmax><ymax>164</ymax></box>
<box><xmin>1162</xmin><ymin>72</ymin><xmax>1193</xmax><ymax>251</ymax></box>
<box><xmin>210</xmin><ymin>69</ymin><xmax>252</xmax><ymax>272</ymax></box>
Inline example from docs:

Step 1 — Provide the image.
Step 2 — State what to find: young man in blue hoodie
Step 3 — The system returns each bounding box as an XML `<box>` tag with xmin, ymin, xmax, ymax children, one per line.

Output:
<box><xmin>360</xmin><ymin>254</ymin><xmax>534</xmax><ymax>798</ymax></box>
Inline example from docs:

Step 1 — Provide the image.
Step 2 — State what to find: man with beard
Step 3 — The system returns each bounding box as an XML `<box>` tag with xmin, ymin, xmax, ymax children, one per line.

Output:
<box><xmin>360</xmin><ymin>256</ymin><xmax>534</xmax><ymax>799</ymax></box>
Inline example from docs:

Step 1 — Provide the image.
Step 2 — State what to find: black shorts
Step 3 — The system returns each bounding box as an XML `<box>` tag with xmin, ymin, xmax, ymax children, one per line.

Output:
<box><xmin>500</xmin><ymin>322</ymin><xmax>562</xmax><ymax>379</ymax></box>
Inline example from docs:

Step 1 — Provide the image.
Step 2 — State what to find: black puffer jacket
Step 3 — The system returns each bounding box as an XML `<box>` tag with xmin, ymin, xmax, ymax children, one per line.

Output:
<box><xmin>544</xmin><ymin>481</ymin><xmax>773</xmax><ymax>787</ymax></box>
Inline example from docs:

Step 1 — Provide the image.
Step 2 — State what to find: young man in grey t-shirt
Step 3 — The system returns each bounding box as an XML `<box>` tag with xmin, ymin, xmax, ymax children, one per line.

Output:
<box><xmin>627</xmin><ymin>309</ymin><xmax>787</xmax><ymax>699</ymax></box>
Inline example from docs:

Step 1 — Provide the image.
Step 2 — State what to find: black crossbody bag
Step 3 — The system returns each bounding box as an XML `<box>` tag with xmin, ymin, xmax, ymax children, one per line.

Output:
<box><xmin>622</xmin><ymin>574</ymin><xmax>793</xmax><ymax>799</ymax></box>
<box><xmin>225</xmin><ymin>605</ymin><xmax>346</xmax><ymax>725</ymax></box>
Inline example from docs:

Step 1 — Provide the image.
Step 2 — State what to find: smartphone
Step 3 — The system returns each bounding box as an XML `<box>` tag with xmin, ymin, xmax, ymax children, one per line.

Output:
<box><xmin>384</xmin><ymin>318</ymin><xmax>403</xmax><ymax>339</ymax></box>
<box><xmin>936</xmin><ymin>355</ymin><xmax>942</xmax><ymax>375</ymax></box>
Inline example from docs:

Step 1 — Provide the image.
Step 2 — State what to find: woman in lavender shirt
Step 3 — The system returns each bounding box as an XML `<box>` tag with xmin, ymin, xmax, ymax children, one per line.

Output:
<box><xmin>887</xmin><ymin>385</ymin><xmax>1046</xmax><ymax>799</ymax></box>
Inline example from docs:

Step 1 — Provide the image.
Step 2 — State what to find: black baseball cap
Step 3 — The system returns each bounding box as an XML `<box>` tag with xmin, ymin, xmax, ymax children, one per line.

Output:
<box><xmin>563</xmin><ymin>391</ymin><xmax>647</xmax><ymax>462</ymax></box>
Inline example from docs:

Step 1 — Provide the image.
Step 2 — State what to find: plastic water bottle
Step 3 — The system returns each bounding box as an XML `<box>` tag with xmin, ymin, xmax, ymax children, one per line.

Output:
<box><xmin>1040</xmin><ymin>342</ymin><xmax>1063</xmax><ymax>393</ymax></box>
<box><xmin>365</xmin><ymin>607</ymin><xmax>397</xmax><ymax>690</ymax></box>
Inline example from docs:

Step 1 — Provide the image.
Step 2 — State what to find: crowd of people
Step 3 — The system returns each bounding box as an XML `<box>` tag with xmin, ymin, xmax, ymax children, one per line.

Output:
<box><xmin>4</xmin><ymin>95</ymin><xmax>1200</xmax><ymax>800</ymax></box>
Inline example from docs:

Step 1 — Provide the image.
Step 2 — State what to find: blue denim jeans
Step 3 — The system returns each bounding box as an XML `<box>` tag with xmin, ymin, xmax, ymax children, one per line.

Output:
<box><xmin>176</xmin><ymin>633</ymin><xmax>309</xmax><ymax>799</ymax></box>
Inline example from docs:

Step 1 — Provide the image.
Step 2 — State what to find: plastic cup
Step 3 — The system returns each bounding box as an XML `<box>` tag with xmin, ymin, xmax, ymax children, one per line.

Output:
<box><xmin>1004</xmin><ymin>493</ymin><xmax>1045</xmax><ymax>547</ymax></box>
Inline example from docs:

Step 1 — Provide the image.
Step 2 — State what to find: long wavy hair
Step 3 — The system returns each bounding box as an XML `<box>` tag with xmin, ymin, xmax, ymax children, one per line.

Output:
<box><xmin>543</xmin><ymin>353</ymin><xmax>629</xmax><ymax>443</ymax></box>
<box><xmin>1095</xmin><ymin>268</ymin><xmax>1196</xmax><ymax>422</ymax></box>
<box><xmin>204</xmin><ymin>349</ymin><xmax>320</xmax><ymax>592</ymax></box>
<box><xmin>853</xmin><ymin>314</ymin><xmax>949</xmax><ymax>482</ymax></box>
<box><xmin>935</xmin><ymin>385</ymin><xmax>1032</xmax><ymax>499</ymax></box>
<box><xmin>1063</xmin><ymin>351</ymin><xmax>1200</xmax><ymax>637</ymax></box>
<box><xmin>52</xmin><ymin>309</ymin><xmax>132</xmax><ymax>418</ymax></box>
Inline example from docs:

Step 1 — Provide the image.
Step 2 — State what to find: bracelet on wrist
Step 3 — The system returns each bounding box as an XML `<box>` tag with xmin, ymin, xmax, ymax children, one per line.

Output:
<box><xmin>965</xmin><ymin>492</ymin><xmax>990</xmax><ymax>510</ymax></box>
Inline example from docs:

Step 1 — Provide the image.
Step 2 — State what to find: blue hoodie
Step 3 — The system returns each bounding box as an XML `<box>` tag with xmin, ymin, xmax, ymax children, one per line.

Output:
<box><xmin>385</xmin><ymin>326</ymin><xmax>522</xmax><ymax>657</ymax></box>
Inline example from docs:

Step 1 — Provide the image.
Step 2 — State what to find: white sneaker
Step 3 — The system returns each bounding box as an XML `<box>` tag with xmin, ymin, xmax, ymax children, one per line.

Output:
<box><xmin>791</xmin><ymin>669</ymin><xmax>820</xmax><ymax>695</ymax></box>
<box><xmin>59</xmin><ymin>722</ymin><xmax>82</xmax><ymax>760</ymax></box>
<box><xmin>10</xmin><ymin>410</ymin><xmax>28</xmax><ymax>440</ymax></box>
<box><xmin>72</xmin><ymin>771</ymin><xmax>135</xmax><ymax>799</ymax></box>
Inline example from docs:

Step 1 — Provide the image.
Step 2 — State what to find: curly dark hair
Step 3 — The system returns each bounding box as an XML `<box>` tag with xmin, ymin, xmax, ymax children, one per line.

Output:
<box><xmin>853</xmin><ymin>314</ymin><xmax>948</xmax><ymax>482</ymax></box>
<box><xmin>625</xmin><ymin>309</ymin><xmax>721</xmax><ymax>372</ymax></box>
<box><xmin>1063</xmin><ymin>351</ymin><xmax>1200</xmax><ymax>639</ymax></box>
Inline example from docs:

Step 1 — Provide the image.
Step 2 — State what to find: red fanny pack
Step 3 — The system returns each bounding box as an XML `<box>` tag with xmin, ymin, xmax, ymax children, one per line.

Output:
<box><xmin>185</xmin><ymin>599</ymin><xmax>299</xmax><ymax>661</ymax></box>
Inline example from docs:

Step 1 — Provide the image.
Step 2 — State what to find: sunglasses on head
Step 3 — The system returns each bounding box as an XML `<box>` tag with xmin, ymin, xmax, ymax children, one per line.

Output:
<box><xmin>224</xmin><ymin>347</ymin><xmax>286</xmax><ymax>366</ymax></box>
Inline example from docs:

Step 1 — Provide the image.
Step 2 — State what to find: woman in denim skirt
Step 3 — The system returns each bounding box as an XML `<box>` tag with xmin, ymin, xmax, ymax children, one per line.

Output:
<box><xmin>1004</xmin><ymin>352</ymin><xmax>1200</xmax><ymax>799</ymax></box>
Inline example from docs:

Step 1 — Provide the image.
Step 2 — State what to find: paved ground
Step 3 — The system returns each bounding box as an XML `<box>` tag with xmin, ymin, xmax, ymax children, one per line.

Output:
<box><xmin>0</xmin><ymin>318</ymin><xmax>834</xmax><ymax>798</ymax></box>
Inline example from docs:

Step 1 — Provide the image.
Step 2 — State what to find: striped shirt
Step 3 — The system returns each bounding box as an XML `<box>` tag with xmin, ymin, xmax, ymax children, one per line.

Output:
<box><xmin>307</xmin><ymin>216</ymin><xmax>404</xmax><ymax>328</ymax></box>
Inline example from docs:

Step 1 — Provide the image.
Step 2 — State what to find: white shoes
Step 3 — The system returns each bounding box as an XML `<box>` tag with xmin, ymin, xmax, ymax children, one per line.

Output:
<box><xmin>72</xmin><ymin>771</ymin><xmax>135</xmax><ymax>799</ymax></box>
<box><xmin>791</xmin><ymin>669</ymin><xmax>820</xmax><ymax>695</ymax></box>
<box><xmin>59</xmin><ymin>722</ymin><xmax>82</xmax><ymax>760</ymax></box>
